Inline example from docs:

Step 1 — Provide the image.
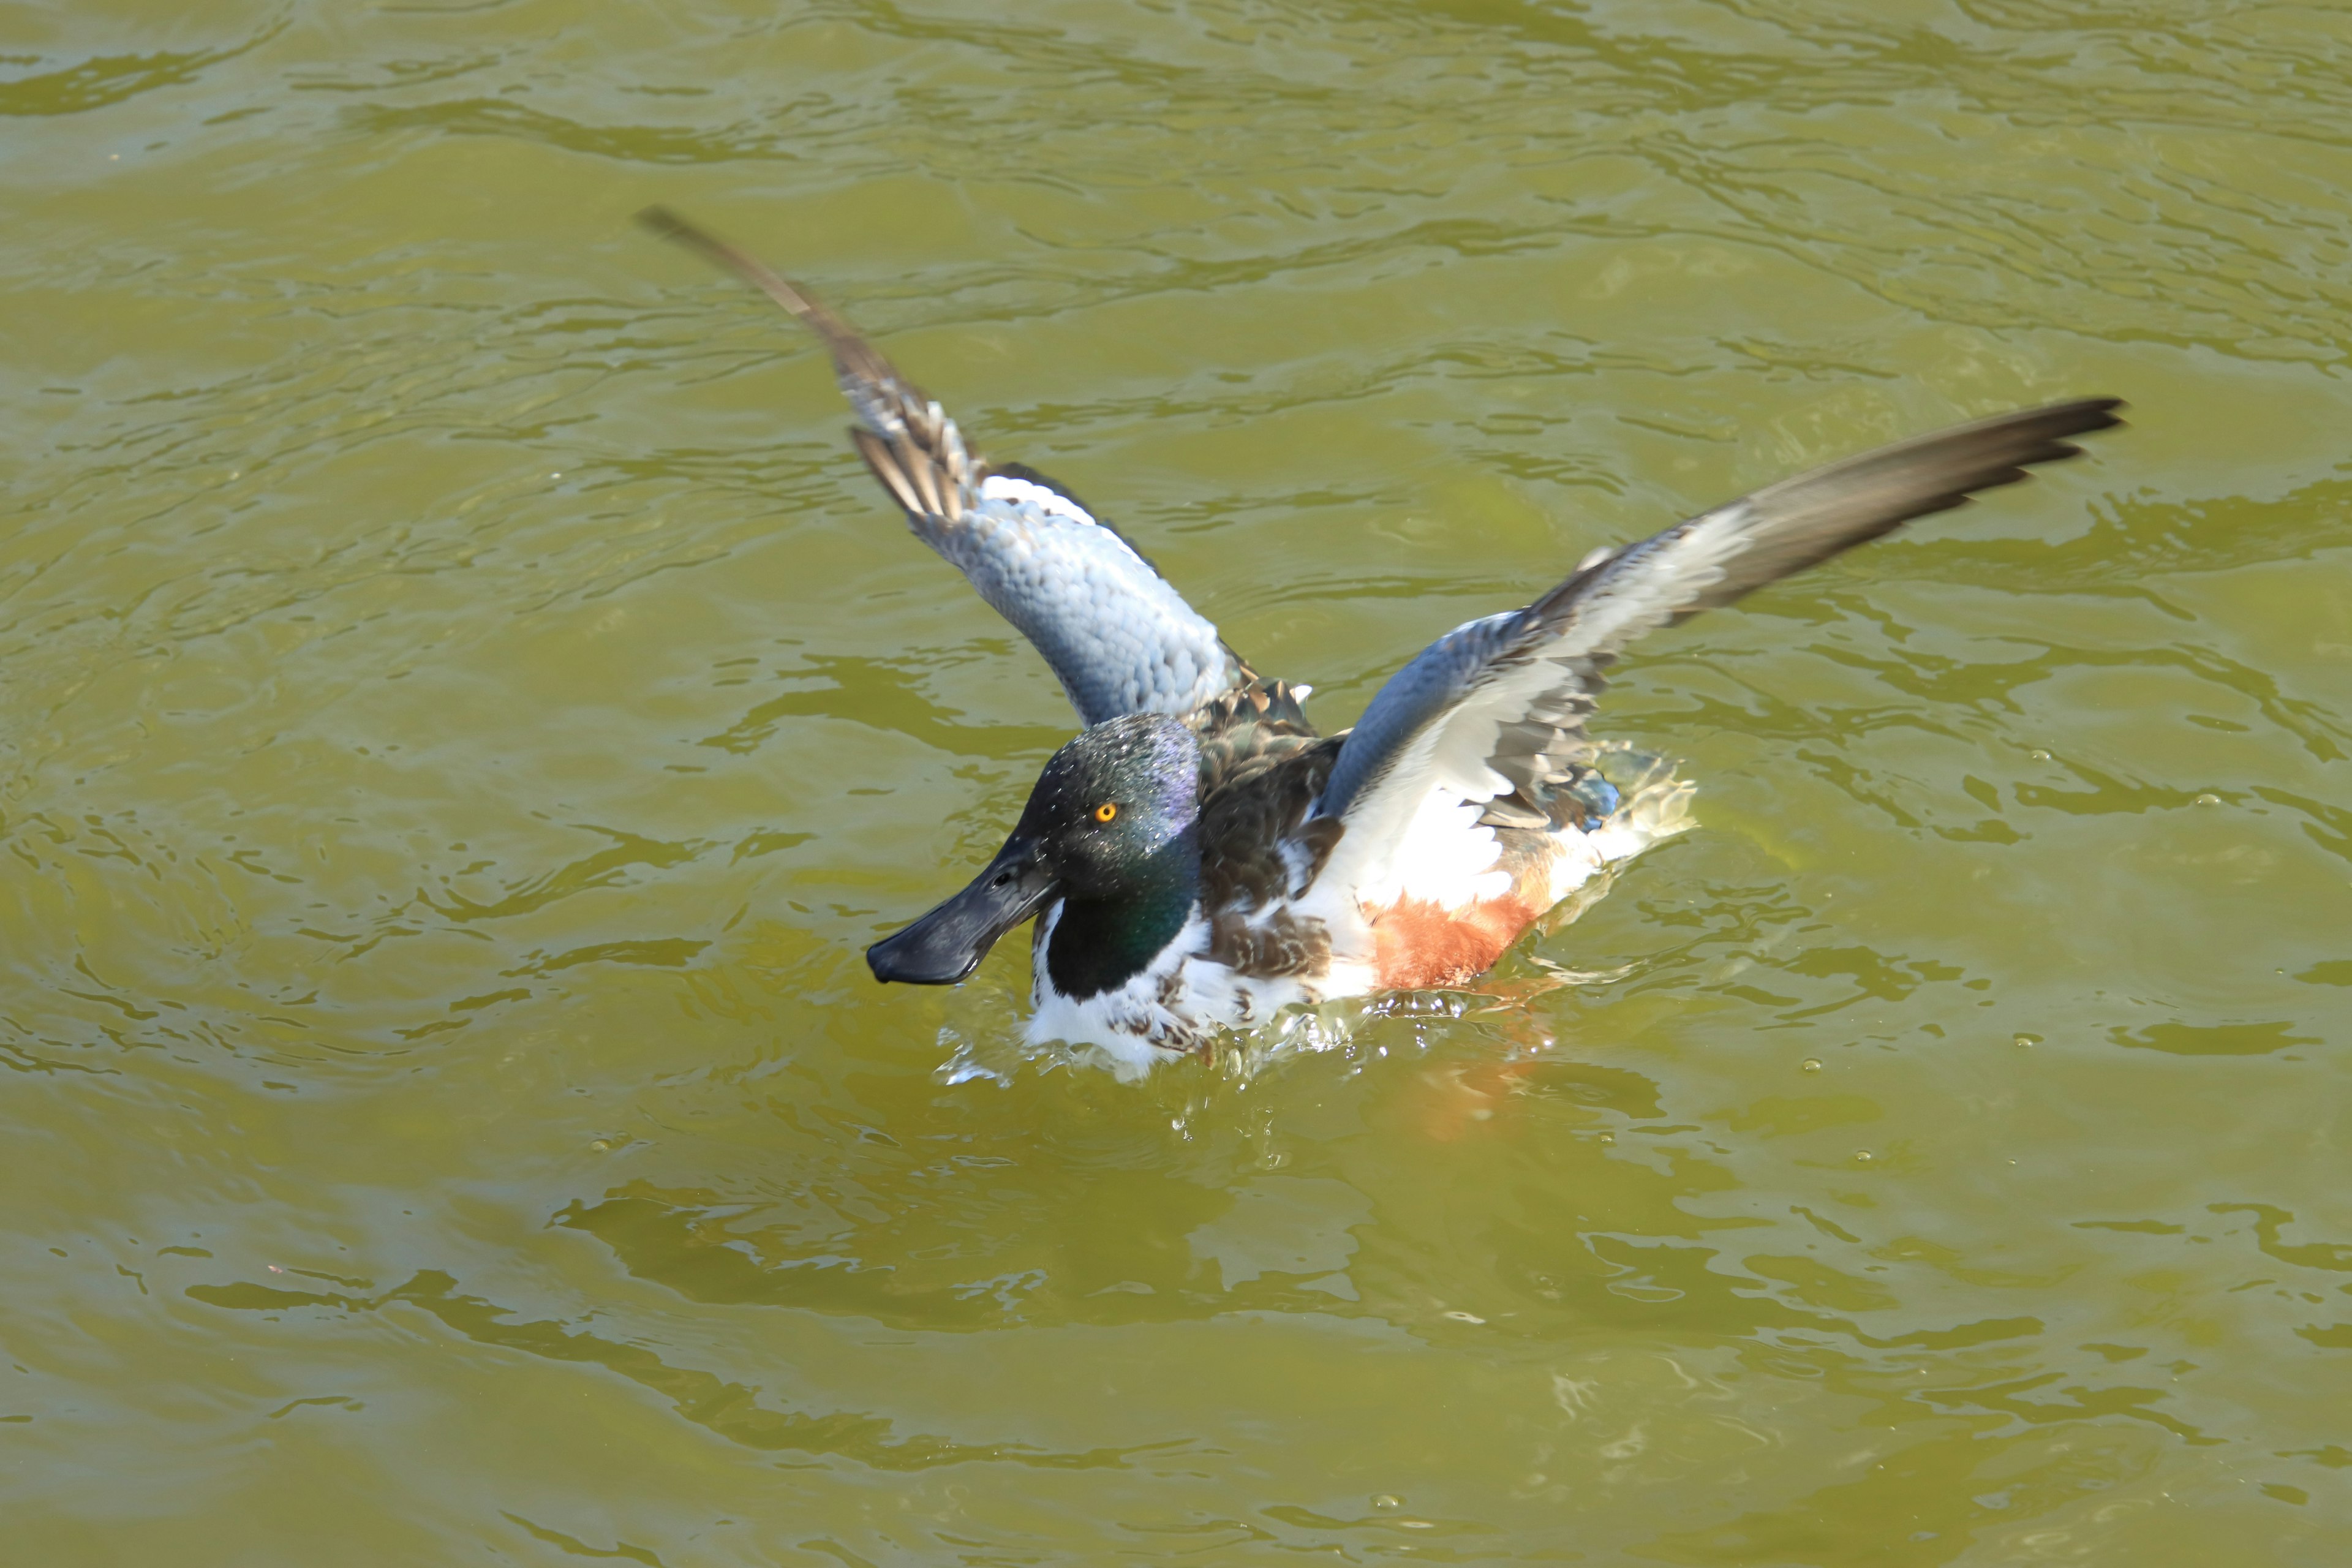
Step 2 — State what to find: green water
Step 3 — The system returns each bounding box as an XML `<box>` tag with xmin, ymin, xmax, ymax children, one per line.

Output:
<box><xmin>8</xmin><ymin>1</ymin><xmax>2352</xmax><ymax>1561</ymax></box>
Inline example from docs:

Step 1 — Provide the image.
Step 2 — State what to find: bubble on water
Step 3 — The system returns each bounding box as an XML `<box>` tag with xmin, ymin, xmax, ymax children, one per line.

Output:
<box><xmin>1372</xmin><ymin>1494</ymin><xmax>1403</xmax><ymax>1510</ymax></box>
<box><xmin>2030</xmin><ymin>749</ymin><xmax>2052</xmax><ymax>761</ymax></box>
<box><xmin>2015</xmin><ymin>1033</ymin><xmax>2041</xmax><ymax>1048</ymax></box>
<box><xmin>2195</xmin><ymin>793</ymin><xmax>2222</xmax><ymax>807</ymax></box>
<box><xmin>1802</xmin><ymin>1058</ymin><xmax>1822</xmax><ymax>1073</ymax></box>
<box><xmin>1853</xmin><ymin>1150</ymin><xmax>1874</xmax><ymax>1164</ymax></box>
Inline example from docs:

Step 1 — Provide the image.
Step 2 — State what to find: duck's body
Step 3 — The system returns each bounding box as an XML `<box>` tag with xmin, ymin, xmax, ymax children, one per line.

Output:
<box><xmin>1009</xmin><ymin>680</ymin><xmax>1689</xmax><ymax>1071</ymax></box>
<box><xmin>643</xmin><ymin>209</ymin><xmax>2121</xmax><ymax>1070</ymax></box>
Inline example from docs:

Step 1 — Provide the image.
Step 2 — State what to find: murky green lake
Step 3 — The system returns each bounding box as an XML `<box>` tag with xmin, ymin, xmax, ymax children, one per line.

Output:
<box><xmin>8</xmin><ymin>1</ymin><xmax>2352</xmax><ymax>1561</ymax></box>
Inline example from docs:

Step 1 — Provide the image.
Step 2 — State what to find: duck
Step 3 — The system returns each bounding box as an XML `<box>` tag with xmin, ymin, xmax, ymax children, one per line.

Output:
<box><xmin>639</xmin><ymin>208</ymin><xmax>2122</xmax><ymax>1072</ymax></box>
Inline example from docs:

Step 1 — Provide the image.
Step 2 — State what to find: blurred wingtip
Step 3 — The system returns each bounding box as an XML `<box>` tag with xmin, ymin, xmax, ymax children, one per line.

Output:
<box><xmin>630</xmin><ymin>204</ymin><xmax>829</xmax><ymax>327</ymax></box>
<box><xmin>634</xmin><ymin>205</ymin><xmax>693</xmax><ymax>244</ymax></box>
<box><xmin>633</xmin><ymin>205</ymin><xmax>735</xmax><ymax>273</ymax></box>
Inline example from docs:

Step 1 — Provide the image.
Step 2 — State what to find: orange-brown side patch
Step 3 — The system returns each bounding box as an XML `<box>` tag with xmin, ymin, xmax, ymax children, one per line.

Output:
<box><xmin>1371</xmin><ymin>894</ymin><xmax>1543</xmax><ymax>990</ymax></box>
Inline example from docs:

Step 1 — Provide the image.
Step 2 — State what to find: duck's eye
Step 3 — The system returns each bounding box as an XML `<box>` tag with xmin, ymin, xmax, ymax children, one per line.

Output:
<box><xmin>1093</xmin><ymin>802</ymin><xmax>1118</xmax><ymax>823</ymax></box>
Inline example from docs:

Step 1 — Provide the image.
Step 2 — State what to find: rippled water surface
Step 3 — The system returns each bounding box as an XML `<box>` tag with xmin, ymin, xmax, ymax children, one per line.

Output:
<box><xmin>9</xmin><ymin>1</ymin><xmax>2352</xmax><ymax>1561</ymax></box>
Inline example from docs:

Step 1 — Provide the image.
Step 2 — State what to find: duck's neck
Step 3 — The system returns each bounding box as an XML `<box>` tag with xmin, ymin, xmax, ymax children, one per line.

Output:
<box><xmin>1043</xmin><ymin>829</ymin><xmax>1201</xmax><ymax>1001</ymax></box>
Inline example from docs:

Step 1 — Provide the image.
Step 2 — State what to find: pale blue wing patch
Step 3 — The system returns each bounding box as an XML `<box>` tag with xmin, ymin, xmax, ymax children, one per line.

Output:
<box><xmin>638</xmin><ymin>208</ymin><xmax>1246</xmax><ymax>728</ymax></box>
<box><xmin>927</xmin><ymin>471</ymin><xmax>1244</xmax><ymax>726</ymax></box>
<box><xmin>1311</xmin><ymin>399</ymin><xmax>2123</xmax><ymax>903</ymax></box>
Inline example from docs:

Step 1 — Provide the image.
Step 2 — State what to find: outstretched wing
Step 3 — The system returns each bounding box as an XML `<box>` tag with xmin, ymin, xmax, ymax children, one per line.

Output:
<box><xmin>1310</xmin><ymin>398</ymin><xmax>2125</xmax><ymax>900</ymax></box>
<box><xmin>639</xmin><ymin>208</ymin><xmax>1248</xmax><ymax>726</ymax></box>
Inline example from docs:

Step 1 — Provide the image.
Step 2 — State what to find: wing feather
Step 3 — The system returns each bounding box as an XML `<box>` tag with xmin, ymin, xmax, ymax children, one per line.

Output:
<box><xmin>1311</xmin><ymin>398</ymin><xmax>2125</xmax><ymax>904</ymax></box>
<box><xmin>639</xmin><ymin>208</ymin><xmax>1246</xmax><ymax>726</ymax></box>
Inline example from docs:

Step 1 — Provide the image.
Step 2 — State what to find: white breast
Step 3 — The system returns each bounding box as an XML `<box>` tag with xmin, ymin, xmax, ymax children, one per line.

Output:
<box><xmin>1023</xmin><ymin>900</ymin><xmax>1332</xmax><ymax>1076</ymax></box>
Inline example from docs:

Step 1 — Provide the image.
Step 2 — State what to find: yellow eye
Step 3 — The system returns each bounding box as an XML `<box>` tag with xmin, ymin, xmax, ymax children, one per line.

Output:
<box><xmin>1093</xmin><ymin>802</ymin><xmax>1118</xmax><ymax>823</ymax></box>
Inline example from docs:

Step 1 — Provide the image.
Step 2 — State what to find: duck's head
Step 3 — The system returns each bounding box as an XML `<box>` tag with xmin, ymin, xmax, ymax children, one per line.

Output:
<box><xmin>867</xmin><ymin>712</ymin><xmax>1202</xmax><ymax>986</ymax></box>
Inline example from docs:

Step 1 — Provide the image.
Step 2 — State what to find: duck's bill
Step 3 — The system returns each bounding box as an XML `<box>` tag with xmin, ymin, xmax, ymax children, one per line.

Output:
<box><xmin>866</xmin><ymin>836</ymin><xmax>1057</xmax><ymax>986</ymax></box>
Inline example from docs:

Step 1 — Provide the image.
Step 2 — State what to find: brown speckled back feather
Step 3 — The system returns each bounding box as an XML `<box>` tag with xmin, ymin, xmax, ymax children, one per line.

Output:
<box><xmin>1187</xmin><ymin>680</ymin><xmax>1346</xmax><ymax>979</ymax></box>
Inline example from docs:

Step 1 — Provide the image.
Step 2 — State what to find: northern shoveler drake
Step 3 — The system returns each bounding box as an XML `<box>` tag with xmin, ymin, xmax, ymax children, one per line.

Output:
<box><xmin>641</xmin><ymin>208</ymin><xmax>2122</xmax><ymax>1072</ymax></box>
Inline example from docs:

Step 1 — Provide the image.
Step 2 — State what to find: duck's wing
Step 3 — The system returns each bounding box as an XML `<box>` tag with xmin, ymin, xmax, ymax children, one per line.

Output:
<box><xmin>639</xmin><ymin>208</ymin><xmax>1248</xmax><ymax>727</ymax></box>
<box><xmin>1309</xmin><ymin>399</ymin><xmax>2124</xmax><ymax>897</ymax></box>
